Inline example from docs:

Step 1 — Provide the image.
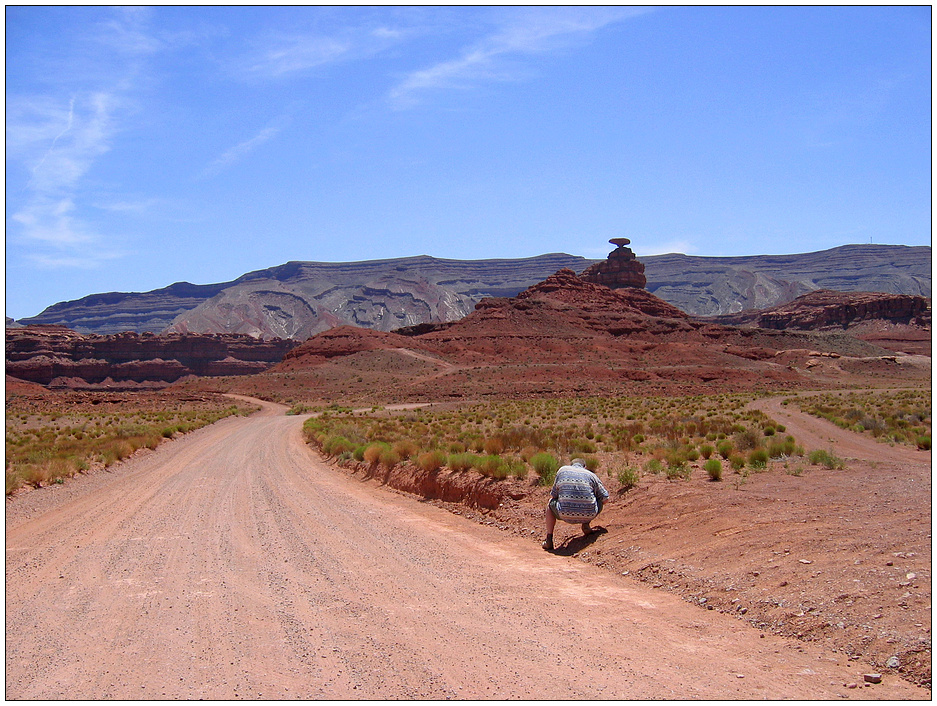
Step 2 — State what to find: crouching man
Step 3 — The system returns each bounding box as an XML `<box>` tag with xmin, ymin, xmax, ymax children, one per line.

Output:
<box><xmin>542</xmin><ymin>458</ymin><xmax>609</xmax><ymax>551</ymax></box>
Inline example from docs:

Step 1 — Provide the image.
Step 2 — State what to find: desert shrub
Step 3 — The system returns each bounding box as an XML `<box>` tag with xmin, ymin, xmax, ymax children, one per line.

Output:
<box><xmin>717</xmin><ymin>440</ymin><xmax>734</xmax><ymax>459</ymax></box>
<box><xmin>685</xmin><ymin>447</ymin><xmax>700</xmax><ymax>462</ymax></box>
<box><xmin>378</xmin><ymin>448</ymin><xmax>401</xmax><ymax>469</ymax></box>
<box><xmin>704</xmin><ymin>458</ymin><xmax>723</xmax><ymax>481</ymax></box>
<box><xmin>808</xmin><ymin>449</ymin><xmax>845</xmax><ymax>469</ymax></box>
<box><xmin>733</xmin><ymin>428</ymin><xmax>762</xmax><ymax>451</ymax></box>
<box><xmin>475</xmin><ymin>454</ymin><xmax>509</xmax><ymax>479</ymax></box>
<box><xmin>644</xmin><ymin>458</ymin><xmax>663</xmax><ymax>474</ymax></box>
<box><xmin>748</xmin><ymin>448</ymin><xmax>769</xmax><ymax>469</ymax></box>
<box><xmin>519</xmin><ymin>445</ymin><xmax>539</xmax><ymax>462</ymax></box>
<box><xmin>482</xmin><ymin>437</ymin><xmax>505</xmax><ymax>455</ymax></box>
<box><xmin>6</xmin><ymin>468</ymin><xmax>24</xmax><ymax>495</ymax></box>
<box><xmin>363</xmin><ymin>443</ymin><xmax>389</xmax><ymax>465</ymax></box>
<box><xmin>917</xmin><ymin>435</ymin><xmax>931</xmax><ymax>450</ymax></box>
<box><xmin>392</xmin><ymin>440</ymin><xmax>419</xmax><ymax>460</ymax></box>
<box><xmin>766</xmin><ymin>435</ymin><xmax>802</xmax><ymax>458</ymax></box>
<box><xmin>531</xmin><ymin>452</ymin><xmax>559</xmax><ymax>486</ymax></box>
<box><xmin>665</xmin><ymin>452</ymin><xmax>689</xmax><ymax>480</ymax></box>
<box><xmin>569</xmin><ymin>439</ymin><xmax>597</xmax><ymax>454</ymax></box>
<box><xmin>416</xmin><ymin>450</ymin><xmax>447</xmax><ymax>473</ymax></box>
<box><xmin>447</xmin><ymin>441</ymin><xmax>466</xmax><ymax>454</ymax></box>
<box><xmin>505</xmin><ymin>457</ymin><xmax>529</xmax><ymax>479</ymax></box>
<box><xmin>583</xmin><ymin>456</ymin><xmax>599</xmax><ymax>472</ymax></box>
<box><xmin>22</xmin><ymin>463</ymin><xmax>50</xmax><ymax>488</ymax></box>
<box><xmin>729</xmin><ymin>454</ymin><xmax>746</xmax><ymax>471</ymax></box>
<box><xmin>353</xmin><ymin>445</ymin><xmax>367</xmax><ymax>462</ymax></box>
<box><xmin>447</xmin><ymin>452</ymin><xmax>477</xmax><ymax>472</ymax></box>
<box><xmin>617</xmin><ymin>466</ymin><xmax>639</xmax><ymax>490</ymax></box>
<box><xmin>763</xmin><ymin>426</ymin><xmax>776</xmax><ymax>436</ymax></box>
<box><xmin>323</xmin><ymin>435</ymin><xmax>356</xmax><ymax>457</ymax></box>
<box><xmin>699</xmin><ymin>443</ymin><xmax>714</xmax><ymax>460</ymax></box>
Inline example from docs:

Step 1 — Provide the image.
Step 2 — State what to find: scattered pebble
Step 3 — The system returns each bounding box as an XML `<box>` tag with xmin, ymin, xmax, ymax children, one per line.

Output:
<box><xmin>863</xmin><ymin>674</ymin><xmax>882</xmax><ymax>684</ymax></box>
<box><xmin>799</xmin><ymin>559</ymin><xmax>812</xmax><ymax>564</ymax></box>
<box><xmin>845</xmin><ymin>683</ymin><xmax>858</xmax><ymax>689</ymax></box>
<box><xmin>885</xmin><ymin>656</ymin><xmax>900</xmax><ymax>669</ymax></box>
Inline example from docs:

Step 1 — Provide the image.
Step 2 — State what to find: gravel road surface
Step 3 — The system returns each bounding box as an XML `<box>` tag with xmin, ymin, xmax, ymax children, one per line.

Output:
<box><xmin>6</xmin><ymin>399</ymin><xmax>927</xmax><ymax>699</ymax></box>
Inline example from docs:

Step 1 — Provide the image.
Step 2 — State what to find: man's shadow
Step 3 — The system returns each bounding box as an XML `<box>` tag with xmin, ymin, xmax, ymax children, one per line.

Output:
<box><xmin>550</xmin><ymin>526</ymin><xmax>608</xmax><ymax>556</ymax></box>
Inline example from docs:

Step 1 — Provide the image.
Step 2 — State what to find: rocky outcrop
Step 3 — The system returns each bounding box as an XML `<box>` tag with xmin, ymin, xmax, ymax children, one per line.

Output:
<box><xmin>708</xmin><ymin>290</ymin><xmax>930</xmax><ymax>330</ymax></box>
<box><xmin>703</xmin><ymin>289</ymin><xmax>932</xmax><ymax>357</ymax></box>
<box><xmin>6</xmin><ymin>325</ymin><xmax>298</xmax><ymax>387</ymax></box>
<box><xmin>279</xmin><ymin>326</ymin><xmax>417</xmax><ymax>368</ymax></box>
<box><xmin>580</xmin><ymin>238</ymin><xmax>647</xmax><ymax>289</ymax></box>
<box><xmin>756</xmin><ymin>290</ymin><xmax>929</xmax><ymax>330</ymax></box>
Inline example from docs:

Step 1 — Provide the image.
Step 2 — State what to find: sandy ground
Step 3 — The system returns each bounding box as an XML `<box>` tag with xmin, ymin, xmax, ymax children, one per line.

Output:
<box><xmin>6</xmin><ymin>397</ymin><xmax>930</xmax><ymax>700</ymax></box>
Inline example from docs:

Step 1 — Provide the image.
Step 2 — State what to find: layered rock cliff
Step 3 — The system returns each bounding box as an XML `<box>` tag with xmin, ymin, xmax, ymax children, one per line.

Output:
<box><xmin>6</xmin><ymin>325</ymin><xmax>298</xmax><ymax>388</ymax></box>
<box><xmin>642</xmin><ymin>244</ymin><xmax>930</xmax><ymax>316</ymax></box>
<box><xmin>19</xmin><ymin>254</ymin><xmax>592</xmax><ymax>337</ymax></box>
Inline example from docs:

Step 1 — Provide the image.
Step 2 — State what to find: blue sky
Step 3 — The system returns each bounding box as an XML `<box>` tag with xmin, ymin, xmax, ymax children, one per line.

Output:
<box><xmin>5</xmin><ymin>6</ymin><xmax>931</xmax><ymax>320</ymax></box>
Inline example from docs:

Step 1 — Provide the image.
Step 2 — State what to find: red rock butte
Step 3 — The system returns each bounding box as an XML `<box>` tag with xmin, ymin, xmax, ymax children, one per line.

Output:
<box><xmin>580</xmin><ymin>238</ymin><xmax>647</xmax><ymax>289</ymax></box>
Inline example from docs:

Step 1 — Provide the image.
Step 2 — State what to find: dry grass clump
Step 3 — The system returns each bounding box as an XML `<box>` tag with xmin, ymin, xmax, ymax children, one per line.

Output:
<box><xmin>416</xmin><ymin>450</ymin><xmax>447</xmax><ymax>472</ymax></box>
<box><xmin>703</xmin><ymin>458</ymin><xmax>722</xmax><ymax>481</ymax></box>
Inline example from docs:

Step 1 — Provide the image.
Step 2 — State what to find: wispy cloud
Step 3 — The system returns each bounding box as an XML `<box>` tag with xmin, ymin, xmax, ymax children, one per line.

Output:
<box><xmin>29</xmin><ymin>251</ymin><xmax>125</xmax><ymax>270</ymax></box>
<box><xmin>93</xmin><ymin>197</ymin><xmax>163</xmax><ymax>214</ymax></box>
<box><xmin>94</xmin><ymin>6</ymin><xmax>163</xmax><ymax>56</ymax></box>
<box><xmin>201</xmin><ymin>116</ymin><xmax>289</xmax><ymax>177</ymax></box>
<box><xmin>232</xmin><ymin>9</ymin><xmax>436</xmax><ymax>81</ymax></box>
<box><xmin>8</xmin><ymin>91</ymin><xmax>118</xmax><ymax>252</ymax></box>
<box><xmin>6</xmin><ymin>8</ymin><xmax>162</xmax><ymax>269</ymax></box>
<box><xmin>244</xmin><ymin>35</ymin><xmax>352</xmax><ymax>77</ymax></box>
<box><xmin>389</xmin><ymin>7</ymin><xmax>650</xmax><ymax>109</ymax></box>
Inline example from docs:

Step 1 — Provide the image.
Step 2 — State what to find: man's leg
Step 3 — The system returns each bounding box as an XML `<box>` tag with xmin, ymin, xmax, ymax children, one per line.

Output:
<box><xmin>542</xmin><ymin>501</ymin><xmax>557</xmax><ymax>550</ymax></box>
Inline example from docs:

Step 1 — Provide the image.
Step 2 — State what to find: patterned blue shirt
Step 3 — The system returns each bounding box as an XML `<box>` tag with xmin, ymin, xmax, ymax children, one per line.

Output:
<box><xmin>551</xmin><ymin>464</ymin><xmax>609</xmax><ymax>521</ymax></box>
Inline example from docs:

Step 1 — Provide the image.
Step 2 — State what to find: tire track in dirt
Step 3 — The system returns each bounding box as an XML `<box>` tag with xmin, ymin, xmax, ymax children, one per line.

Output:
<box><xmin>6</xmin><ymin>399</ymin><xmax>928</xmax><ymax>699</ymax></box>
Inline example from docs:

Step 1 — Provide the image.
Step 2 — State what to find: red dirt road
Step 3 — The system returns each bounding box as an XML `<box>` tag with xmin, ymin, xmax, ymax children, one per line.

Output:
<box><xmin>6</xmin><ymin>399</ymin><xmax>928</xmax><ymax>699</ymax></box>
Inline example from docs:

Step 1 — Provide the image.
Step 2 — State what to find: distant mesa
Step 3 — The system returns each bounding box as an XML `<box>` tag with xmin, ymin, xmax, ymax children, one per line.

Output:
<box><xmin>580</xmin><ymin>238</ymin><xmax>647</xmax><ymax>290</ymax></box>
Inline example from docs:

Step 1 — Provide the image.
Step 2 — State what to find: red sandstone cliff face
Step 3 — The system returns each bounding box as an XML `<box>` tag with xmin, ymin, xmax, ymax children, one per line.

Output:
<box><xmin>755</xmin><ymin>290</ymin><xmax>929</xmax><ymax>330</ymax></box>
<box><xmin>707</xmin><ymin>290</ymin><xmax>932</xmax><ymax>356</ymax></box>
<box><xmin>5</xmin><ymin>325</ymin><xmax>298</xmax><ymax>388</ymax></box>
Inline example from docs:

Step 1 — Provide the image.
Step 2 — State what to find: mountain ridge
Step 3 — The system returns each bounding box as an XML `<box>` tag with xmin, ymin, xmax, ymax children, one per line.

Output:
<box><xmin>14</xmin><ymin>244</ymin><xmax>930</xmax><ymax>339</ymax></box>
